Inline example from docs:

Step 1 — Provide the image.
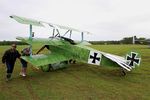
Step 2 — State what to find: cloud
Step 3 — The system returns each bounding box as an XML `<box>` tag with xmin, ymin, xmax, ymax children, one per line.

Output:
<box><xmin>0</xmin><ymin>0</ymin><xmax>150</xmax><ymax>41</ymax></box>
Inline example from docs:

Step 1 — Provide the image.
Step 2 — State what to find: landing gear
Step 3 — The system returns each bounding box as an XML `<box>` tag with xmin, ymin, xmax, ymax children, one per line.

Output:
<box><xmin>69</xmin><ymin>59</ymin><xmax>76</xmax><ymax>64</ymax></box>
<box><xmin>41</xmin><ymin>64</ymin><xmax>53</xmax><ymax>72</ymax></box>
<box><xmin>40</xmin><ymin>61</ymin><xmax>68</xmax><ymax>72</ymax></box>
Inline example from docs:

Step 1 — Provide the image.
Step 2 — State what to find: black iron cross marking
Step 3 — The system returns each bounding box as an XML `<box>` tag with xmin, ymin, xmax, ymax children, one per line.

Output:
<box><xmin>126</xmin><ymin>52</ymin><xmax>140</xmax><ymax>67</ymax></box>
<box><xmin>90</xmin><ymin>53</ymin><xmax>100</xmax><ymax>63</ymax></box>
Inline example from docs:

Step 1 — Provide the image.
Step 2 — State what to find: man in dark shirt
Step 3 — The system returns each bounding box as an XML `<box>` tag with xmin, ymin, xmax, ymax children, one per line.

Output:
<box><xmin>2</xmin><ymin>43</ymin><xmax>21</xmax><ymax>81</ymax></box>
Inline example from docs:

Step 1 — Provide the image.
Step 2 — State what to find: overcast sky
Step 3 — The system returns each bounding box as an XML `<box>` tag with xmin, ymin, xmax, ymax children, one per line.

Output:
<box><xmin>0</xmin><ymin>0</ymin><xmax>150</xmax><ymax>41</ymax></box>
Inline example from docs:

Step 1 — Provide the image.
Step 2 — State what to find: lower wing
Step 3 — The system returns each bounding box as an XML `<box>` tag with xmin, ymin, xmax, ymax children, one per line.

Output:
<box><xmin>21</xmin><ymin>53</ymin><xmax>73</xmax><ymax>69</ymax></box>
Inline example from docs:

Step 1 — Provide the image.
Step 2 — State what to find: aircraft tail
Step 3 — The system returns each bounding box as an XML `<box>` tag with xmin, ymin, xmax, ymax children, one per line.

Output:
<box><xmin>100</xmin><ymin>51</ymin><xmax>141</xmax><ymax>71</ymax></box>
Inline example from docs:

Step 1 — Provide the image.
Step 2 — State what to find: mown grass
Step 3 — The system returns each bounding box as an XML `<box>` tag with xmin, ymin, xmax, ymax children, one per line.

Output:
<box><xmin>0</xmin><ymin>45</ymin><xmax>150</xmax><ymax>100</ymax></box>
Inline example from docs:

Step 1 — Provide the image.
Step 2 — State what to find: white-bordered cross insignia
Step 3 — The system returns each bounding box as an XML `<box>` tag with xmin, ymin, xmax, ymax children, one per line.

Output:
<box><xmin>88</xmin><ymin>51</ymin><xmax>102</xmax><ymax>65</ymax></box>
<box><xmin>126</xmin><ymin>52</ymin><xmax>141</xmax><ymax>68</ymax></box>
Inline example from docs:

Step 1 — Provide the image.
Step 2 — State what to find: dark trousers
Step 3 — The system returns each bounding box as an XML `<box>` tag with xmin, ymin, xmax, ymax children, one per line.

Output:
<box><xmin>6</xmin><ymin>62</ymin><xmax>15</xmax><ymax>74</ymax></box>
<box><xmin>20</xmin><ymin>59</ymin><xmax>27</xmax><ymax>68</ymax></box>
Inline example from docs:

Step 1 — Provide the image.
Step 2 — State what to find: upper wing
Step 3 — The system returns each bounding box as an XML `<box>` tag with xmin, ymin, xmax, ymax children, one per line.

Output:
<box><xmin>10</xmin><ymin>15</ymin><xmax>44</xmax><ymax>27</ymax></box>
<box><xmin>45</xmin><ymin>22</ymin><xmax>91</xmax><ymax>34</ymax></box>
<box><xmin>10</xmin><ymin>15</ymin><xmax>90</xmax><ymax>34</ymax></box>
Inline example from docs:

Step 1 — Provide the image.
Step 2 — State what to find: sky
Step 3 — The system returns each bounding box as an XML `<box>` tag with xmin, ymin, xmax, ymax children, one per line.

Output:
<box><xmin>0</xmin><ymin>0</ymin><xmax>150</xmax><ymax>41</ymax></box>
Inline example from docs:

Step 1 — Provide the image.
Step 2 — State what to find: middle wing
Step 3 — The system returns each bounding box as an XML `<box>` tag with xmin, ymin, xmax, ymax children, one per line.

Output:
<box><xmin>16</xmin><ymin>37</ymin><xmax>70</xmax><ymax>46</ymax></box>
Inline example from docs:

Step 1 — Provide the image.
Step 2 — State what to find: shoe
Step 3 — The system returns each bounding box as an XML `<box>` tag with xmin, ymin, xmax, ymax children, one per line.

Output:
<box><xmin>6</xmin><ymin>78</ymin><xmax>9</xmax><ymax>82</ymax></box>
<box><xmin>19</xmin><ymin>72</ymin><xmax>23</xmax><ymax>76</ymax></box>
<box><xmin>22</xmin><ymin>73</ymin><xmax>26</xmax><ymax>77</ymax></box>
<box><xmin>6</xmin><ymin>78</ymin><xmax>11</xmax><ymax>82</ymax></box>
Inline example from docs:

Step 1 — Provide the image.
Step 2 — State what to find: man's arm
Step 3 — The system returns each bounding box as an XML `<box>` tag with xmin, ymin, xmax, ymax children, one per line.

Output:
<box><xmin>16</xmin><ymin>50</ymin><xmax>21</xmax><ymax>59</ymax></box>
<box><xmin>2</xmin><ymin>51</ymin><xmax>8</xmax><ymax>63</ymax></box>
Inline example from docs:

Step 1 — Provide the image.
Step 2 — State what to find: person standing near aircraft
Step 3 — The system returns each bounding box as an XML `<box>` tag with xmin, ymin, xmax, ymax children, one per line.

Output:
<box><xmin>20</xmin><ymin>47</ymin><xmax>30</xmax><ymax>77</ymax></box>
<box><xmin>2</xmin><ymin>43</ymin><xmax>21</xmax><ymax>81</ymax></box>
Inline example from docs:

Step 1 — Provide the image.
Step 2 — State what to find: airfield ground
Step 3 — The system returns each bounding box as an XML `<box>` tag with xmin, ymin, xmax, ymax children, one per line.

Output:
<box><xmin>0</xmin><ymin>45</ymin><xmax>149</xmax><ymax>100</ymax></box>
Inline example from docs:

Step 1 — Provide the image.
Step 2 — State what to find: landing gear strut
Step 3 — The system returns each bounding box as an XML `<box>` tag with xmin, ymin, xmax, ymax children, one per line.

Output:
<box><xmin>40</xmin><ymin>61</ymin><xmax>68</xmax><ymax>72</ymax></box>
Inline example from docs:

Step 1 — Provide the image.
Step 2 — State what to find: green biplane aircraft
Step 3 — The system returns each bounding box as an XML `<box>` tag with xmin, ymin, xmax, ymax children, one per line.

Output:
<box><xmin>10</xmin><ymin>15</ymin><xmax>141</xmax><ymax>75</ymax></box>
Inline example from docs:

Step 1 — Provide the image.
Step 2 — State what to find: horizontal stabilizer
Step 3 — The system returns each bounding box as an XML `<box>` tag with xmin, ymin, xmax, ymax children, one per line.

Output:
<box><xmin>102</xmin><ymin>53</ymin><xmax>132</xmax><ymax>71</ymax></box>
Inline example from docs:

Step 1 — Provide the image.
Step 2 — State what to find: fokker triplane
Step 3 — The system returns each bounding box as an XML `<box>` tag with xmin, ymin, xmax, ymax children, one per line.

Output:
<box><xmin>10</xmin><ymin>15</ymin><xmax>141</xmax><ymax>76</ymax></box>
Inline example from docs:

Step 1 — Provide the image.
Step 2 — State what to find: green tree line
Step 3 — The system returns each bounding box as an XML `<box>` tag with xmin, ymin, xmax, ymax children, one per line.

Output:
<box><xmin>0</xmin><ymin>41</ymin><xmax>27</xmax><ymax>45</ymax></box>
<box><xmin>0</xmin><ymin>36</ymin><xmax>149</xmax><ymax>45</ymax></box>
<box><xmin>90</xmin><ymin>36</ymin><xmax>149</xmax><ymax>45</ymax></box>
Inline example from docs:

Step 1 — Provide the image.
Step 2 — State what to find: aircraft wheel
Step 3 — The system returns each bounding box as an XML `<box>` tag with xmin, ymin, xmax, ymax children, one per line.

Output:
<box><xmin>73</xmin><ymin>60</ymin><xmax>76</xmax><ymax>64</ymax></box>
<box><xmin>51</xmin><ymin>61</ymin><xmax>68</xmax><ymax>70</ymax></box>
<box><xmin>69</xmin><ymin>59</ymin><xmax>73</xmax><ymax>64</ymax></box>
<box><xmin>69</xmin><ymin>59</ymin><xmax>76</xmax><ymax>64</ymax></box>
<box><xmin>41</xmin><ymin>64</ymin><xmax>53</xmax><ymax>72</ymax></box>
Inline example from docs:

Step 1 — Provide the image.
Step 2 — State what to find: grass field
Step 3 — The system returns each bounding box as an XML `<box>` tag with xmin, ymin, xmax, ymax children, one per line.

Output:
<box><xmin>0</xmin><ymin>45</ymin><xmax>150</xmax><ymax>100</ymax></box>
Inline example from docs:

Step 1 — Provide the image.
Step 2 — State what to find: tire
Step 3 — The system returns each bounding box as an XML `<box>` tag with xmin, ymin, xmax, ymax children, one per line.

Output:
<box><xmin>51</xmin><ymin>61</ymin><xmax>68</xmax><ymax>70</ymax></box>
<box><xmin>41</xmin><ymin>64</ymin><xmax>53</xmax><ymax>72</ymax></box>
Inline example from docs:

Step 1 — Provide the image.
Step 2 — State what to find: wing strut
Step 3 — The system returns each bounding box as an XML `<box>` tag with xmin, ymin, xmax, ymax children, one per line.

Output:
<box><xmin>81</xmin><ymin>32</ymin><xmax>84</xmax><ymax>42</ymax></box>
<box><xmin>29</xmin><ymin>24</ymin><xmax>33</xmax><ymax>56</ymax></box>
<box><xmin>70</xmin><ymin>30</ymin><xmax>72</xmax><ymax>39</ymax></box>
